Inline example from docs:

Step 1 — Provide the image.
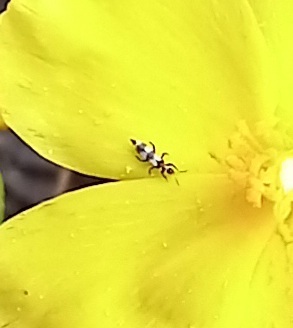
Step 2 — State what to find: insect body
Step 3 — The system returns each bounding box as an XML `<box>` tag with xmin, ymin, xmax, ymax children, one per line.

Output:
<box><xmin>130</xmin><ymin>139</ymin><xmax>186</xmax><ymax>184</ymax></box>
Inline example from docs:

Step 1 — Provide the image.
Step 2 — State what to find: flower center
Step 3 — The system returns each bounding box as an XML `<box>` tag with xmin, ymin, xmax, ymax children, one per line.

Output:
<box><xmin>210</xmin><ymin>120</ymin><xmax>293</xmax><ymax>243</ymax></box>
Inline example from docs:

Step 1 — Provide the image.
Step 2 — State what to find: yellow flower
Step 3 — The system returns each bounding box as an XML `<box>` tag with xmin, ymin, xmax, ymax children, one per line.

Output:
<box><xmin>1</xmin><ymin>0</ymin><xmax>293</xmax><ymax>327</ymax></box>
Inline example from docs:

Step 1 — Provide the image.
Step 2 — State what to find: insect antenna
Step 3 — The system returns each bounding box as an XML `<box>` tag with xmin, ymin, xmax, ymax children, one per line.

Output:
<box><xmin>175</xmin><ymin>169</ymin><xmax>187</xmax><ymax>186</ymax></box>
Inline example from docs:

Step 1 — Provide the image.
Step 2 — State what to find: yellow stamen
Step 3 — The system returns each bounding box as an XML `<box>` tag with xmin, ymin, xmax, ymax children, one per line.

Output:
<box><xmin>211</xmin><ymin>120</ymin><xmax>293</xmax><ymax>243</ymax></box>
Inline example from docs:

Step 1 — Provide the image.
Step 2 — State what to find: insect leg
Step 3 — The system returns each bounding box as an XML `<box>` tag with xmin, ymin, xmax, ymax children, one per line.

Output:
<box><xmin>149</xmin><ymin>141</ymin><xmax>156</xmax><ymax>153</ymax></box>
<box><xmin>136</xmin><ymin>155</ymin><xmax>148</xmax><ymax>162</ymax></box>
<box><xmin>165</xmin><ymin>163</ymin><xmax>178</xmax><ymax>170</ymax></box>
<box><xmin>160</xmin><ymin>167</ymin><xmax>168</xmax><ymax>181</ymax></box>
<box><xmin>148</xmin><ymin>166</ymin><xmax>158</xmax><ymax>175</ymax></box>
<box><xmin>165</xmin><ymin>163</ymin><xmax>187</xmax><ymax>173</ymax></box>
<box><xmin>161</xmin><ymin>152</ymin><xmax>169</xmax><ymax>159</ymax></box>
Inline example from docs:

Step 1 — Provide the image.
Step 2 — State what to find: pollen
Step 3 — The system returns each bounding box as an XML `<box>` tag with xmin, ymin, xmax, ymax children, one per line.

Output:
<box><xmin>211</xmin><ymin>120</ymin><xmax>293</xmax><ymax>243</ymax></box>
<box><xmin>125</xmin><ymin>165</ymin><xmax>133</xmax><ymax>174</ymax></box>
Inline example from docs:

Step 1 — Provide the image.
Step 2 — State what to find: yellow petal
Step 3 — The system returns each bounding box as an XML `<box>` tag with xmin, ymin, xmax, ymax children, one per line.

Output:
<box><xmin>0</xmin><ymin>175</ymin><xmax>291</xmax><ymax>327</ymax></box>
<box><xmin>0</xmin><ymin>0</ymin><xmax>277</xmax><ymax>178</ymax></box>
<box><xmin>248</xmin><ymin>1</ymin><xmax>293</xmax><ymax>127</ymax></box>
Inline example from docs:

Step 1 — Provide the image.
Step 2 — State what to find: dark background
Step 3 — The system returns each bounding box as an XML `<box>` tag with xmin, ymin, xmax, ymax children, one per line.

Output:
<box><xmin>0</xmin><ymin>0</ymin><xmax>8</xmax><ymax>12</ymax></box>
<box><xmin>0</xmin><ymin>131</ymin><xmax>103</xmax><ymax>219</ymax></box>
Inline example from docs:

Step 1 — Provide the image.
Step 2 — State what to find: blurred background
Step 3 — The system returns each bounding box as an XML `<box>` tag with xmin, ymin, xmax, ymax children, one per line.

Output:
<box><xmin>0</xmin><ymin>0</ymin><xmax>108</xmax><ymax>220</ymax></box>
<box><xmin>0</xmin><ymin>0</ymin><xmax>7</xmax><ymax>11</ymax></box>
<box><xmin>0</xmin><ymin>131</ymin><xmax>103</xmax><ymax>219</ymax></box>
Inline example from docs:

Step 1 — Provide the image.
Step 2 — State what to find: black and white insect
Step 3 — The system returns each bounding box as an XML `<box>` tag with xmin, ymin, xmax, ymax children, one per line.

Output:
<box><xmin>130</xmin><ymin>139</ymin><xmax>186</xmax><ymax>184</ymax></box>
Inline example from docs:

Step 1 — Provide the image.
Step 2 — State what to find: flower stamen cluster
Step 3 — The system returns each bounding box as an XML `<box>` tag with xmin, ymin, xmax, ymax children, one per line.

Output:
<box><xmin>211</xmin><ymin>120</ymin><xmax>293</xmax><ymax>243</ymax></box>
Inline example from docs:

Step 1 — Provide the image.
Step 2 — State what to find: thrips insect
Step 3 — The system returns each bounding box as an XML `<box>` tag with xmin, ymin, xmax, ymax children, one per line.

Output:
<box><xmin>130</xmin><ymin>139</ymin><xmax>186</xmax><ymax>184</ymax></box>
